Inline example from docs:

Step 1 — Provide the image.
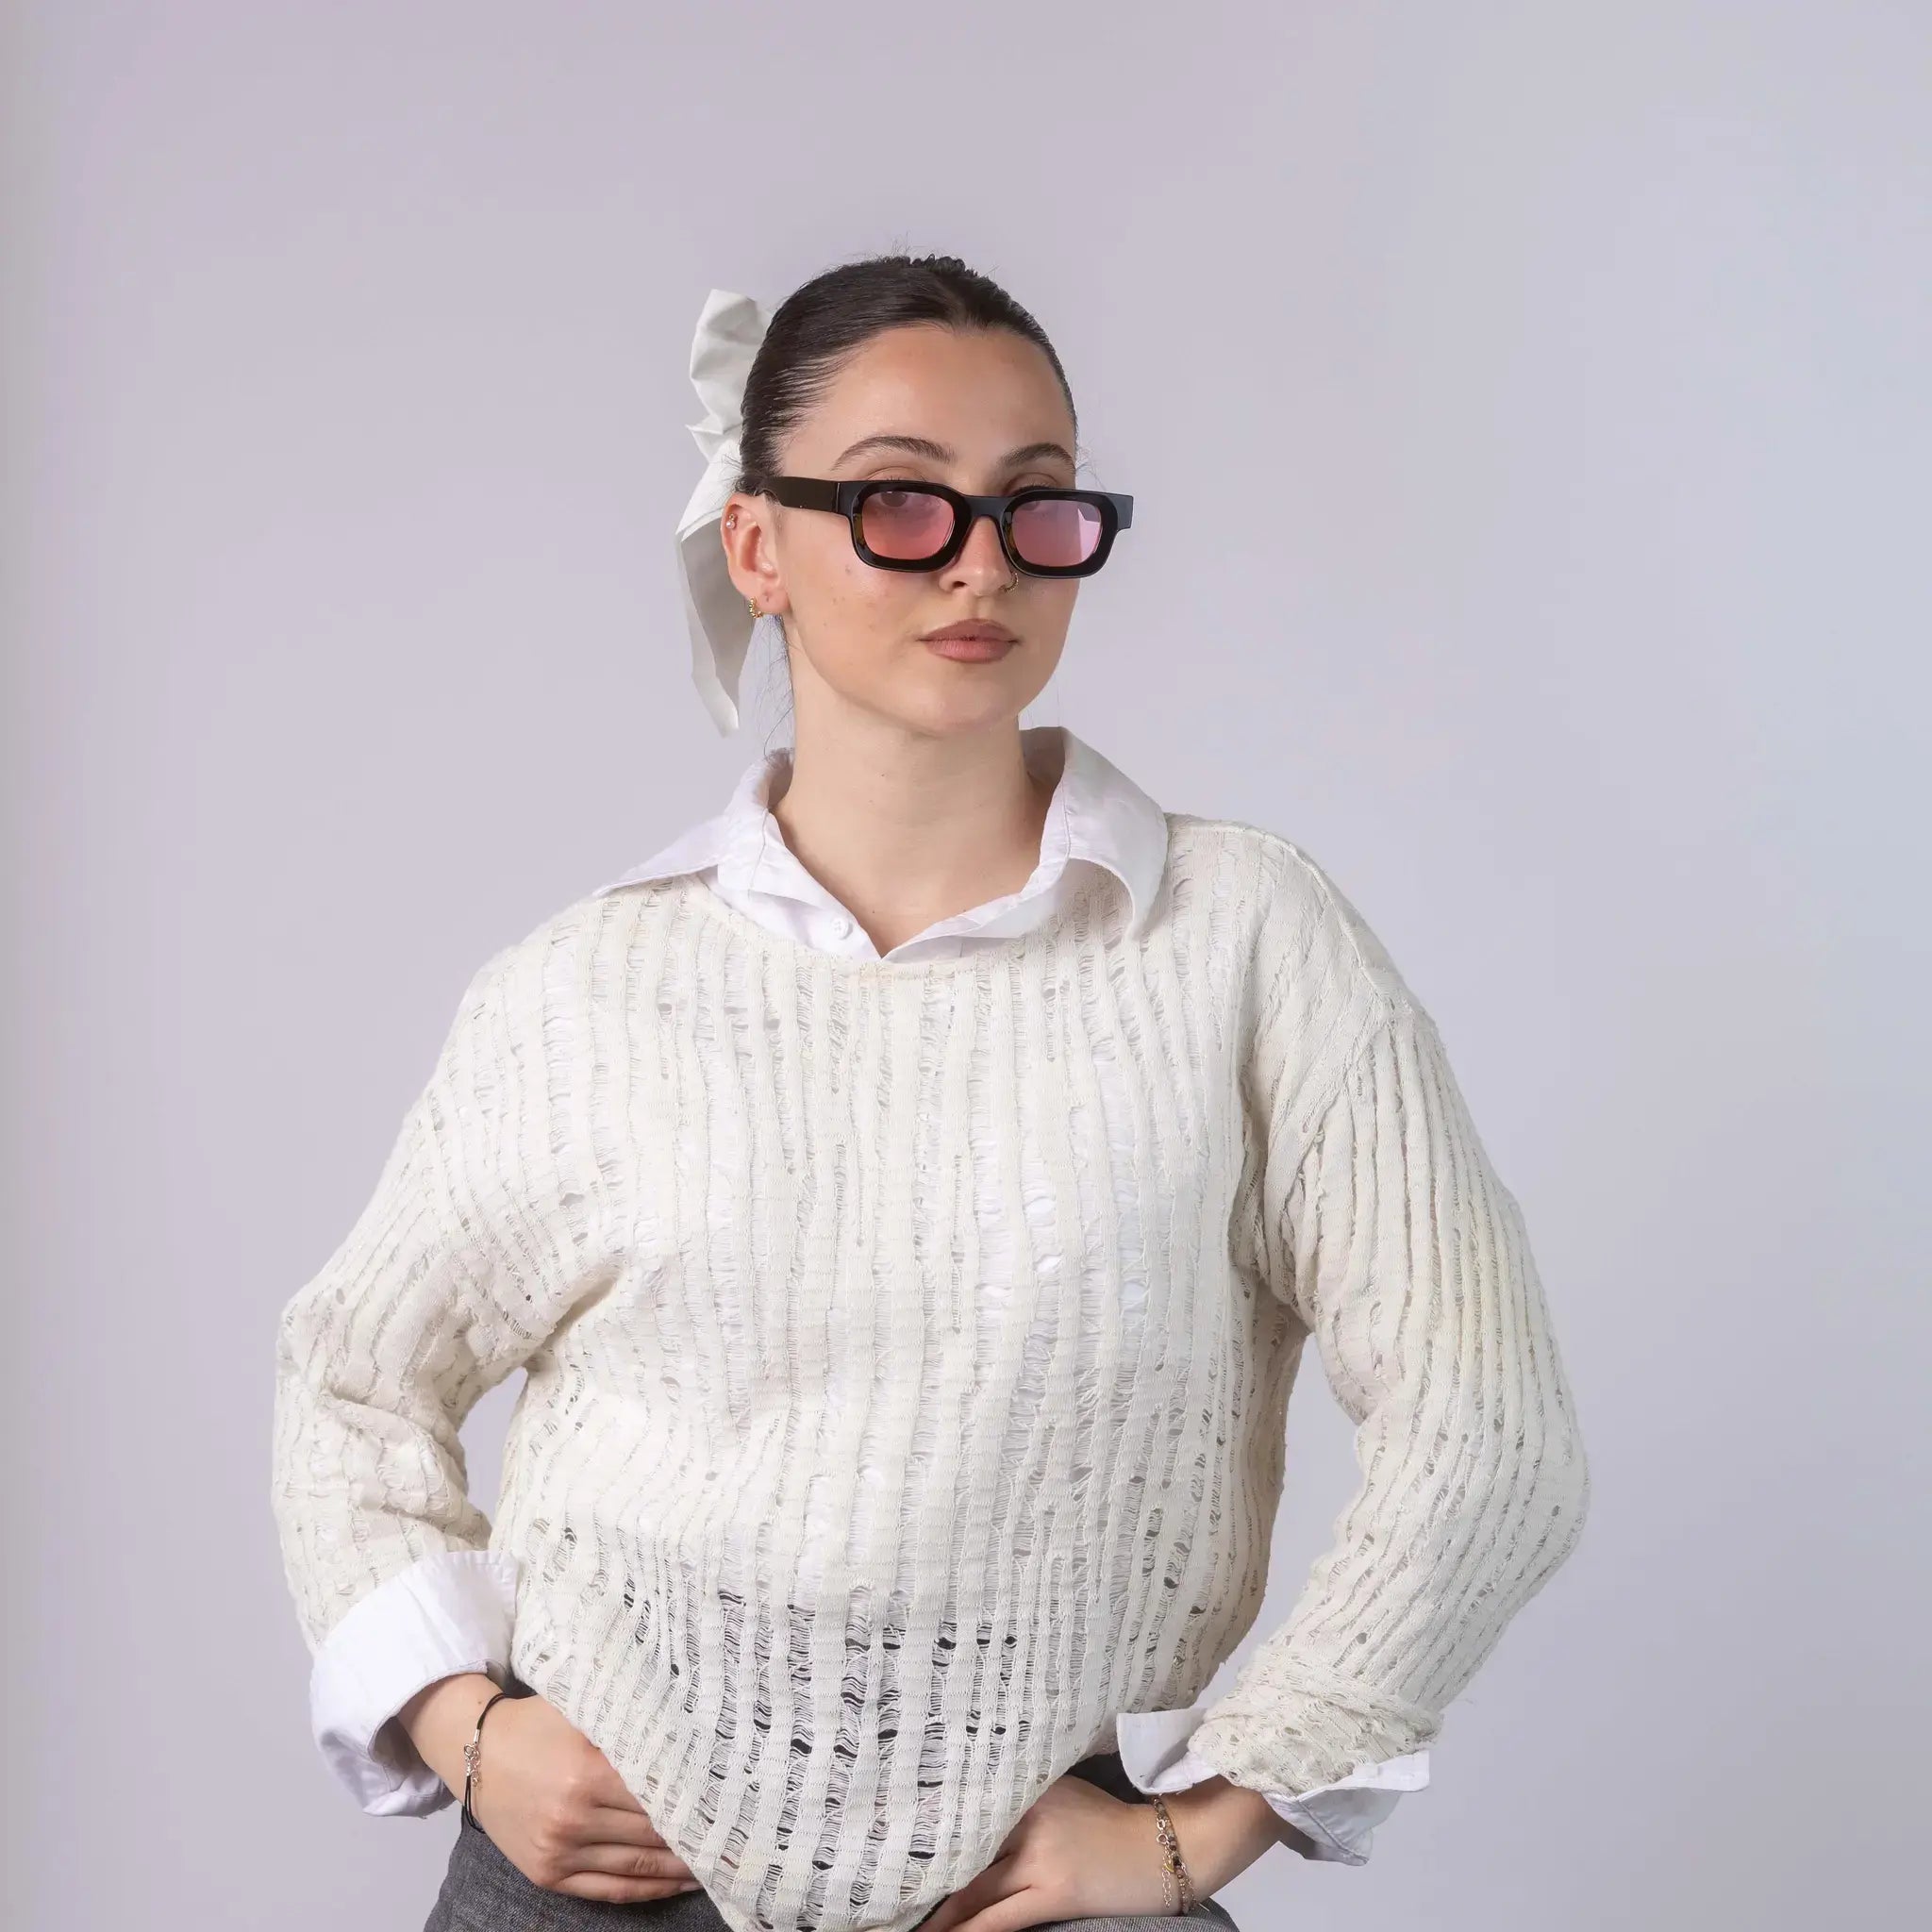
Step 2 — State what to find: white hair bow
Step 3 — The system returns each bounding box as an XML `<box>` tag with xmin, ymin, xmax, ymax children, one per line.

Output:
<box><xmin>675</xmin><ymin>287</ymin><xmax>774</xmax><ymax>735</ymax></box>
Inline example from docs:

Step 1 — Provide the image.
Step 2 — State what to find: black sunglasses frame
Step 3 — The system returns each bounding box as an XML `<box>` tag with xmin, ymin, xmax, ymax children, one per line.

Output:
<box><xmin>759</xmin><ymin>475</ymin><xmax>1133</xmax><ymax>578</ymax></box>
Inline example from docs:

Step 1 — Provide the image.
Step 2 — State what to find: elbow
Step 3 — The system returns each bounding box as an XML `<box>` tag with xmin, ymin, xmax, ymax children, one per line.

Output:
<box><xmin>1459</xmin><ymin>1380</ymin><xmax>1591</xmax><ymax>1591</ymax></box>
<box><xmin>1513</xmin><ymin>1391</ymin><xmax>1591</xmax><ymax>1581</ymax></box>
<box><xmin>1552</xmin><ymin>1410</ymin><xmax>1591</xmax><ymax>1564</ymax></box>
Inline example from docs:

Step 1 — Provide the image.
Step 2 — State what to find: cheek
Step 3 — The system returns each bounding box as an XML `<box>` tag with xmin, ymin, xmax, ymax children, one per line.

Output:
<box><xmin>1032</xmin><ymin>582</ymin><xmax>1080</xmax><ymax>629</ymax></box>
<box><xmin>798</xmin><ymin>542</ymin><xmax>921</xmax><ymax>659</ymax></box>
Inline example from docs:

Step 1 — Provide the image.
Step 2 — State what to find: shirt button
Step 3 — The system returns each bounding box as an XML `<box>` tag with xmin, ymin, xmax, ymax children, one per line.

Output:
<box><xmin>831</xmin><ymin>916</ymin><xmax>853</xmax><ymax>940</ymax></box>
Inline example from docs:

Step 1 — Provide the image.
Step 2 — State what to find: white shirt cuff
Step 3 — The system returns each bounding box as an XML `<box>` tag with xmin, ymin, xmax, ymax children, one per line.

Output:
<box><xmin>1115</xmin><ymin>1701</ymin><xmax>1431</xmax><ymax>1864</ymax></box>
<box><xmin>308</xmin><ymin>1548</ymin><xmax>519</xmax><ymax>1816</ymax></box>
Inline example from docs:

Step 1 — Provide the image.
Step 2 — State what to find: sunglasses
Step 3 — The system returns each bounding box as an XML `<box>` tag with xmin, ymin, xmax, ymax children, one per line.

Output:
<box><xmin>758</xmin><ymin>475</ymin><xmax>1133</xmax><ymax>578</ymax></box>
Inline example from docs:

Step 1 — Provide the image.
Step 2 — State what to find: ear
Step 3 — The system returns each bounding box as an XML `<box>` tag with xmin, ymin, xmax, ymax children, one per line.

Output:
<box><xmin>721</xmin><ymin>495</ymin><xmax>791</xmax><ymax>618</ymax></box>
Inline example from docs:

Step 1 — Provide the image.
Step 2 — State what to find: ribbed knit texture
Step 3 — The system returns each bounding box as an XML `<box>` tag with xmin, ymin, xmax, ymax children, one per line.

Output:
<box><xmin>271</xmin><ymin>814</ymin><xmax>1590</xmax><ymax>1932</ymax></box>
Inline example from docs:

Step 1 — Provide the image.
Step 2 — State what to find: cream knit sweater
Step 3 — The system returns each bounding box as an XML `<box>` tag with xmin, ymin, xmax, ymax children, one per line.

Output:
<box><xmin>270</xmin><ymin>813</ymin><xmax>1590</xmax><ymax>1932</ymax></box>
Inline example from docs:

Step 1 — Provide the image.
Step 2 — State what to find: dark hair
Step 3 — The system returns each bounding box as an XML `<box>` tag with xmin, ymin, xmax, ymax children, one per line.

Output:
<box><xmin>733</xmin><ymin>253</ymin><xmax>1077</xmax><ymax>495</ymax></box>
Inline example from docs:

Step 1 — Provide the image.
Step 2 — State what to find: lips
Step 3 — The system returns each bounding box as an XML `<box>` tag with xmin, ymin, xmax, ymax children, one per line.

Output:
<box><xmin>923</xmin><ymin>624</ymin><xmax>1017</xmax><ymax>644</ymax></box>
<box><xmin>923</xmin><ymin>627</ymin><xmax>1016</xmax><ymax>661</ymax></box>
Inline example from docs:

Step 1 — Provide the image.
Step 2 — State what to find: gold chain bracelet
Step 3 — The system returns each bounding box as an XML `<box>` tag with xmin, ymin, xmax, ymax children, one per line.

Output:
<box><xmin>1148</xmin><ymin>1794</ymin><xmax>1197</xmax><ymax>1914</ymax></box>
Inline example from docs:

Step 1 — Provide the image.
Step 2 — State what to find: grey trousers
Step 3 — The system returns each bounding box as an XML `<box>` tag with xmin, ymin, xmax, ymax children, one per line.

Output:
<box><xmin>424</xmin><ymin>1693</ymin><xmax>1241</xmax><ymax>1932</ymax></box>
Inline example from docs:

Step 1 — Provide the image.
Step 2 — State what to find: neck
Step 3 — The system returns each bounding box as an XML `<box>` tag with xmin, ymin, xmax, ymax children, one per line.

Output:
<box><xmin>769</xmin><ymin>720</ymin><xmax>1061</xmax><ymax>956</ymax></box>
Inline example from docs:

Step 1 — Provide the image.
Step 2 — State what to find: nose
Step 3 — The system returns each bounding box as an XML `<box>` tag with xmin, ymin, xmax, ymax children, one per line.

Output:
<box><xmin>943</xmin><ymin>508</ymin><xmax>1015</xmax><ymax>591</ymax></box>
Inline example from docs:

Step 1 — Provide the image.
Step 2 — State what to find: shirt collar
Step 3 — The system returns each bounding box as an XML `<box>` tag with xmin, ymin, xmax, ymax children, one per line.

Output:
<box><xmin>591</xmin><ymin>724</ymin><xmax>1168</xmax><ymax>938</ymax></box>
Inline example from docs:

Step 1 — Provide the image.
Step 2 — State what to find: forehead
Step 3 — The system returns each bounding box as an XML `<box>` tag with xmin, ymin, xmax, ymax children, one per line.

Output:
<box><xmin>784</xmin><ymin>324</ymin><xmax>1074</xmax><ymax>472</ymax></box>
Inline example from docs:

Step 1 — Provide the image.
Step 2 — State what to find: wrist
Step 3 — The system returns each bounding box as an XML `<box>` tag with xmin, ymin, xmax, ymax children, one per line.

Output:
<box><xmin>396</xmin><ymin>1671</ymin><xmax>504</xmax><ymax>1797</ymax></box>
<box><xmin>1157</xmin><ymin>1775</ymin><xmax>1290</xmax><ymax>1896</ymax></box>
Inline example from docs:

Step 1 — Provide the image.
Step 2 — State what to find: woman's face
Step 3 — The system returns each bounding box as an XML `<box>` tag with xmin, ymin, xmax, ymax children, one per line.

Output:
<box><xmin>723</xmin><ymin>324</ymin><xmax>1082</xmax><ymax>738</ymax></box>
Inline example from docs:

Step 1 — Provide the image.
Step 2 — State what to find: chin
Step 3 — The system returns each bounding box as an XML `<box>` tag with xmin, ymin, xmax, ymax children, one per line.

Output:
<box><xmin>883</xmin><ymin>691</ymin><xmax>1031</xmax><ymax>741</ymax></box>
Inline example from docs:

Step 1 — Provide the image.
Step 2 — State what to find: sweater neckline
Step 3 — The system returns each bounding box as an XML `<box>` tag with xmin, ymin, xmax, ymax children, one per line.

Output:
<box><xmin>671</xmin><ymin>861</ymin><xmax>1114</xmax><ymax>979</ymax></box>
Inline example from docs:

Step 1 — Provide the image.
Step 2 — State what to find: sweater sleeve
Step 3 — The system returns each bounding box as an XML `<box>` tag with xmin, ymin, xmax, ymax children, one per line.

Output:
<box><xmin>269</xmin><ymin>942</ymin><xmax>607</xmax><ymax>1659</ymax></box>
<box><xmin>1185</xmin><ymin>991</ymin><xmax>1591</xmax><ymax>1803</ymax></box>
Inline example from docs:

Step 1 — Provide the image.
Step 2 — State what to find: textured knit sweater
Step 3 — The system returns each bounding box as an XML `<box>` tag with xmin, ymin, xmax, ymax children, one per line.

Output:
<box><xmin>270</xmin><ymin>813</ymin><xmax>1591</xmax><ymax>1932</ymax></box>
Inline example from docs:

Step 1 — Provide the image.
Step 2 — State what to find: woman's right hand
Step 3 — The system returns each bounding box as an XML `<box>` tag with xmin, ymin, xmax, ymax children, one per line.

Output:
<box><xmin>399</xmin><ymin>1674</ymin><xmax>705</xmax><ymax>1904</ymax></box>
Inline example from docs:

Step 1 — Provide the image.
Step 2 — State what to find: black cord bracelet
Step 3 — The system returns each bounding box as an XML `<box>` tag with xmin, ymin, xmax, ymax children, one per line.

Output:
<box><xmin>459</xmin><ymin>1686</ymin><xmax>518</xmax><ymax>1827</ymax></box>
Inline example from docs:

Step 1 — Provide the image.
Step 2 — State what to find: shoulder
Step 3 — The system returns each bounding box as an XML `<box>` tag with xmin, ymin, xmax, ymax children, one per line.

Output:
<box><xmin>1160</xmin><ymin>810</ymin><xmax>1415</xmax><ymax>1020</ymax></box>
<box><xmin>465</xmin><ymin>872</ymin><xmax>682</xmax><ymax>991</ymax></box>
<box><xmin>429</xmin><ymin>881</ymin><xmax>647</xmax><ymax>1067</ymax></box>
<box><xmin>1162</xmin><ymin>814</ymin><xmax>1429</xmax><ymax>1149</ymax></box>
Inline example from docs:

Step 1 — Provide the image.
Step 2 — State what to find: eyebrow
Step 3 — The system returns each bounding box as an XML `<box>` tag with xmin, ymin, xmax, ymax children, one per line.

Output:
<box><xmin>831</xmin><ymin>433</ymin><xmax>1075</xmax><ymax>473</ymax></box>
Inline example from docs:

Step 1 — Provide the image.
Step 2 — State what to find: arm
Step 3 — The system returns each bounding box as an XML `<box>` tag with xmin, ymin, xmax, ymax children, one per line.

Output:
<box><xmin>1183</xmin><ymin>989</ymin><xmax>1591</xmax><ymax>1826</ymax></box>
<box><xmin>269</xmin><ymin>942</ymin><xmax>608</xmax><ymax>1811</ymax></box>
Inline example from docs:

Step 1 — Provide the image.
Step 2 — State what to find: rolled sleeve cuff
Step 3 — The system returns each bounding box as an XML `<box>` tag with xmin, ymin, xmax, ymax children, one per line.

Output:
<box><xmin>308</xmin><ymin>1548</ymin><xmax>520</xmax><ymax>1817</ymax></box>
<box><xmin>1115</xmin><ymin>1702</ymin><xmax>1430</xmax><ymax>1864</ymax></box>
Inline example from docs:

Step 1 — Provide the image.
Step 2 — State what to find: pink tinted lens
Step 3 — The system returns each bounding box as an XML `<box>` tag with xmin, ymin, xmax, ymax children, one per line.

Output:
<box><xmin>1010</xmin><ymin>495</ymin><xmax>1101</xmax><ymax>569</ymax></box>
<box><xmin>859</xmin><ymin>487</ymin><xmax>958</xmax><ymax>560</ymax></box>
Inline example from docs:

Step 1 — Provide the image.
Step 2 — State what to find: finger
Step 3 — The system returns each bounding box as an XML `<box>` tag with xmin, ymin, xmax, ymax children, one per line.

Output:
<box><xmin>948</xmin><ymin>1885</ymin><xmax>1049</xmax><ymax>1932</ymax></box>
<box><xmin>553</xmin><ymin>1870</ymin><xmax>705</xmax><ymax>1904</ymax></box>
<box><xmin>579</xmin><ymin>1799</ymin><xmax>676</xmax><ymax>1847</ymax></box>
<box><xmin>563</xmin><ymin>1839</ymin><xmax>700</xmax><ymax>1884</ymax></box>
<box><xmin>574</xmin><ymin>1758</ymin><xmax>659</xmax><ymax>1817</ymax></box>
<box><xmin>917</xmin><ymin>1856</ymin><xmax>1017</xmax><ymax>1932</ymax></box>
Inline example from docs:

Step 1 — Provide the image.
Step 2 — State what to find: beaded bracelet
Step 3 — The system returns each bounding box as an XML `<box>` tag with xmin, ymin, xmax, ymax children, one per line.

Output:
<box><xmin>1148</xmin><ymin>1795</ymin><xmax>1197</xmax><ymax>1914</ymax></box>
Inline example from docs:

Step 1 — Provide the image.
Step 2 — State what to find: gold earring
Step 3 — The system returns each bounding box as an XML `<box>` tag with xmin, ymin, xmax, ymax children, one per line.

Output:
<box><xmin>747</xmin><ymin>597</ymin><xmax>761</xmax><ymax>618</ymax></box>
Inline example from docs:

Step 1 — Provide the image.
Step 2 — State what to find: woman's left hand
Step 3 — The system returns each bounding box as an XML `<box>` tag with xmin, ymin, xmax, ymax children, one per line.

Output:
<box><xmin>916</xmin><ymin>1771</ymin><xmax>1283</xmax><ymax>1932</ymax></box>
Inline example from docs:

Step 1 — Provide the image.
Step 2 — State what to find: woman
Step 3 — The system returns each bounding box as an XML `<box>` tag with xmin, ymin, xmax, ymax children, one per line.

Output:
<box><xmin>270</xmin><ymin>254</ymin><xmax>1591</xmax><ymax>1932</ymax></box>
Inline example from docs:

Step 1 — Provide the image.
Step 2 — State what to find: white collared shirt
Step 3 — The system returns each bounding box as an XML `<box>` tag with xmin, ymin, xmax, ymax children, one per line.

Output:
<box><xmin>592</xmin><ymin>722</ymin><xmax>1167</xmax><ymax>958</ymax></box>
<box><xmin>305</xmin><ymin>724</ymin><xmax>1425</xmax><ymax>1863</ymax></box>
